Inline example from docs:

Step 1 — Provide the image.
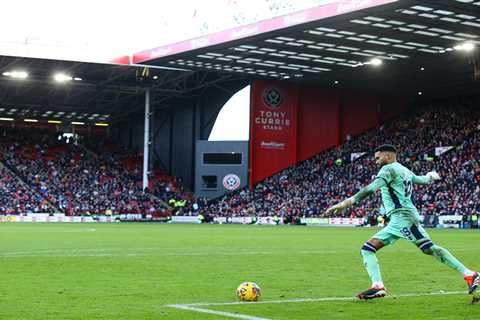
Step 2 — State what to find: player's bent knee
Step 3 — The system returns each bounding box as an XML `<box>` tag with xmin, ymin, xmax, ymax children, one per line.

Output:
<box><xmin>422</xmin><ymin>248</ymin><xmax>434</xmax><ymax>255</ymax></box>
<box><xmin>361</xmin><ymin>241</ymin><xmax>377</xmax><ymax>255</ymax></box>
<box><xmin>416</xmin><ymin>239</ymin><xmax>434</xmax><ymax>255</ymax></box>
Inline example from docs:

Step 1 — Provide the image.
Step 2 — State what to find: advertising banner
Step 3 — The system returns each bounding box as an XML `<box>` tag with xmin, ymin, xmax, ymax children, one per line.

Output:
<box><xmin>249</xmin><ymin>81</ymin><xmax>298</xmax><ymax>186</ymax></box>
<box><xmin>329</xmin><ymin>217</ymin><xmax>364</xmax><ymax>226</ymax></box>
<box><xmin>171</xmin><ymin>216</ymin><xmax>200</xmax><ymax>224</ymax></box>
<box><xmin>301</xmin><ymin>217</ymin><xmax>330</xmax><ymax>225</ymax></box>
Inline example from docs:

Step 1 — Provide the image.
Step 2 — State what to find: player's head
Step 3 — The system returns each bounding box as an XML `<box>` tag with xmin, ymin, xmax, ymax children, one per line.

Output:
<box><xmin>374</xmin><ymin>144</ymin><xmax>397</xmax><ymax>166</ymax></box>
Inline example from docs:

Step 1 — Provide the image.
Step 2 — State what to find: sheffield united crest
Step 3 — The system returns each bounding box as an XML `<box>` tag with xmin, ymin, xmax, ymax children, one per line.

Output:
<box><xmin>262</xmin><ymin>87</ymin><xmax>283</xmax><ymax>109</ymax></box>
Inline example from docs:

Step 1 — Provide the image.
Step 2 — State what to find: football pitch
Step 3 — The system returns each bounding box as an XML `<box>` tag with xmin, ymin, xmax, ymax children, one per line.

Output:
<box><xmin>0</xmin><ymin>223</ymin><xmax>478</xmax><ymax>319</ymax></box>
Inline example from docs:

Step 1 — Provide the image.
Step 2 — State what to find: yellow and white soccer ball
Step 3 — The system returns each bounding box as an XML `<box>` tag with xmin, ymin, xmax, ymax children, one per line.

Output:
<box><xmin>236</xmin><ymin>282</ymin><xmax>261</xmax><ymax>301</ymax></box>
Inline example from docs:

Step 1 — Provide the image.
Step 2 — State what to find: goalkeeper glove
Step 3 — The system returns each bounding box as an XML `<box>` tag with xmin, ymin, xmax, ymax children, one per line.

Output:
<box><xmin>426</xmin><ymin>171</ymin><xmax>441</xmax><ymax>183</ymax></box>
<box><xmin>326</xmin><ymin>197</ymin><xmax>355</xmax><ymax>215</ymax></box>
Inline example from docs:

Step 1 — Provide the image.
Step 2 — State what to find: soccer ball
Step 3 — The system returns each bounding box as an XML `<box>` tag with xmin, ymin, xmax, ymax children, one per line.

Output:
<box><xmin>236</xmin><ymin>282</ymin><xmax>261</xmax><ymax>301</ymax></box>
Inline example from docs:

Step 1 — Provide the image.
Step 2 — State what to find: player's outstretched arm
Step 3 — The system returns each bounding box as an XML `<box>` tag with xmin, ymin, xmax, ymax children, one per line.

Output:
<box><xmin>325</xmin><ymin>196</ymin><xmax>356</xmax><ymax>215</ymax></box>
<box><xmin>412</xmin><ymin>171</ymin><xmax>441</xmax><ymax>185</ymax></box>
<box><xmin>326</xmin><ymin>178</ymin><xmax>386</xmax><ymax>215</ymax></box>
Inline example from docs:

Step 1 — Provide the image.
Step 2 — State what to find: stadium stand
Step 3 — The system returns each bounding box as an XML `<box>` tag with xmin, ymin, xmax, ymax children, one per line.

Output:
<box><xmin>0</xmin><ymin>98</ymin><xmax>478</xmax><ymax>221</ymax></box>
<box><xmin>0</xmin><ymin>164</ymin><xmax>54</xmax><ymax>214</ymax></box>
<box><xmin>0</xmin><ymin>126</ymin><xmax>173</xmax><ymax>215</ymax></box>
<box><xmin>203</xmin><ymin>99</ymin><xmax>480</xmax><ymax>220</ymax></box>
<box><xmin>83</xmin><ymin>137</ymin><xmax>192</xmax><ymax>210</ymax></box>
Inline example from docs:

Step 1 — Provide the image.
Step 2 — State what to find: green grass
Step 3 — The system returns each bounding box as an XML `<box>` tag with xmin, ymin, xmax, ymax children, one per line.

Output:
<box><xmin>0</xmin><ymin>223</ymin><xmax>478</xmax><ymax>319</ymax></box>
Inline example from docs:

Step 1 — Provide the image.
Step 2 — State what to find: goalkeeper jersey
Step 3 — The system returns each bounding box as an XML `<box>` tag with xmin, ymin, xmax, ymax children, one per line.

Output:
<box><xmin>375</xmin><ymin>162</ymin><xmax>424</xmax><ymax>216</ymax></box>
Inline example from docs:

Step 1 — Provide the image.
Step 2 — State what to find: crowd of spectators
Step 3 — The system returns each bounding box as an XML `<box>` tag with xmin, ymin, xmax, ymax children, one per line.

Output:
<box><xmin>0</xmin><ymin>165</ymin><xmax>53</xmax><ymax>214</ymax></box>
<box><xmin>0</xmin><ymin>127</ymin><xmax>170</xmax><ymax>215</ymax></box>
<box><xmin>201</xmin><ymin>100</ymin><xmax>480</xmax><ymax>220</ymax></box>
<box><xmin>0</xmin><ymin>98</ymin><xmax>478</xmax><ymax>219</ymax></box>
<box><xmin>411</xmin><ymin>130</ymin><xmax>480</xmax><ymax>217</ymax></box>
<box><xmin>84</xmin><ymin>137</ymin><xmax>191</xmax><ymax>210</ymax></box>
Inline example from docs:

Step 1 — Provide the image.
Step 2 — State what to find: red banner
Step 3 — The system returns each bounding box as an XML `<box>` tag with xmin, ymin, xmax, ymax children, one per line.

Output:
<box><xmin>248</xmin><ymin>82</ymin><xmax>407</xmax><ymax>188</ymax></box>
<box><xmin>126</xmin><ymin>0</ymin><xmax>398</xmax><ymax>64</ymax></box>
<box><xmin>249</xmin><ymin>81</ymin><xmax>298</xmax><ymax>187</ymax></box>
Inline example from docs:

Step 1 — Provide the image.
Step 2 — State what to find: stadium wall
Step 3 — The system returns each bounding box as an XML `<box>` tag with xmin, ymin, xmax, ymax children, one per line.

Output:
<box><xmin>112</xmin><ymin>80</ymin><xmax>248</xmax><ymax>190</ymax></box>
<box><xmin>297</xmin><ymin>86</ymin><xmax>340</xmax><ymax>161</ymax></box>
<box><xmin>379</xmin><ymin>95</ymin><xmax>409</xmax><ymax>122</ymax></box>
<box><xmin>249</xmin><ymin>80</ymin><xmax>408</xmax><ymax>186</ymax></box>
<box><xmin>340</xmin><ymin>92</ymin><xmax>380</xmax><ymax>140</ymax></box>
<box><xmin>112</xmin><ymin>79</ymin><xmax>407</xmax><ymax>190</ymax></box>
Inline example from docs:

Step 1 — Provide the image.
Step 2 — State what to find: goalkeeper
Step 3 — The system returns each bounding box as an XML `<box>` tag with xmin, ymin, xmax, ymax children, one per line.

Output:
<box><xmin>326</xmin><ymin>144</ymin><xmax>478</xmax><ymax>300</ymax></box>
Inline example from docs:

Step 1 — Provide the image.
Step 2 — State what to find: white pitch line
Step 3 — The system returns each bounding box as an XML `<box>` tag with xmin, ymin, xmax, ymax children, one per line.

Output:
<box><xmin>182</xmin><ymin>290</ymin><xmax>467</xmax><ymax>307</ymax></box>
<box><xmin>166</xmin><ymin>290</ymin><xmax>468</xmax><ymax>319</ymax></box>
<box><xmin>168</xmin><ymin>304</ymin><xmax>272</xmax><ymax>320</ymax></box>
<box><xmin>0</xmin><ymin>247</ymin><xmax>476</xmax><ymax>258</ymax></box>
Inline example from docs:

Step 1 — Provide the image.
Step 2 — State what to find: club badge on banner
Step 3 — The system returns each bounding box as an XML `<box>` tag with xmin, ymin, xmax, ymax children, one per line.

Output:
<box><xmin>223</xmin><ymin>174</ymin><xmax>241</xmax><ymax>191</ymax></box>
<box><xmin>249</xmin><ymin>81</ymin><xmax>298</xmax><ymax>187</ymax></box>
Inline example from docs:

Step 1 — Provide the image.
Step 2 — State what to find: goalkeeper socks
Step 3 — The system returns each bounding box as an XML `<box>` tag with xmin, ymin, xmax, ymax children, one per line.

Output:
<box><xmin>430</xmin><ymin>245</ymin><xmax>469</xmax><ymax>275</ymax></box>
<box><xmin>361</xmin><ymin>248</ymin><xmax>383</xmax><ymax>286</ymax></box>
<box><xmin>464</xmin><ymin>269</ymin><xmax>475</xmax><ymax>277</ymax></box>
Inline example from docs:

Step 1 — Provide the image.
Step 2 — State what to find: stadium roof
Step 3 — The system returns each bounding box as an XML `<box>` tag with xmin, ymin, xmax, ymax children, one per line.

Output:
<box><xmin>0</xmin><ymin>55</ymin><xmax>244</xmax><ymax>122</ymax></box>
<box><xmin>131</xmin><ymin>0</ymin><xmax>480</xmax><ymax>97</ymax></box>
<box><xmin>2</xmin><ymin>0</ymin><xmax>479</xmax><ymax>124</ymax></box>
